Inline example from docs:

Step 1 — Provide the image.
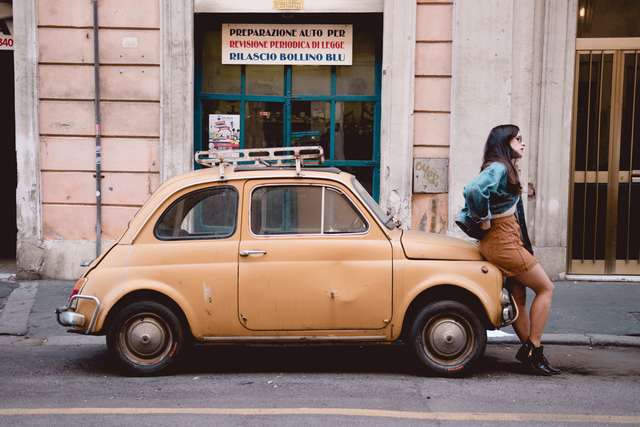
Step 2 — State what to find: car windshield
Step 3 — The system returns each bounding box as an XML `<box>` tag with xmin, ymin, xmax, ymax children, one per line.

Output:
<box><xmin>350</xmin><ymin>176</ymin><xmax>395</xmax><ymax>229</ymax></box>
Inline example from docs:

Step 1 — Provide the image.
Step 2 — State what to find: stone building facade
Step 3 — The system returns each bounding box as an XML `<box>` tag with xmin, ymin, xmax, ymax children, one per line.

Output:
<box><xmin>10</xmin><ymin>0</ymin><xmax>640</xmax><ymax>280</ymax></box>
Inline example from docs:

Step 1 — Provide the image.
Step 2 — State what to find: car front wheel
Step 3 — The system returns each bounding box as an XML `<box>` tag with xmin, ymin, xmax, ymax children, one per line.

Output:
<box><xmin>410</xmin><ymin>300</ymin><xmax>486</xmax><ymax>376</ymax></box>
<box><xmin>107</xmin><ymin>301</ymin><xmax>185</xmax><ymax>376</ymax></box>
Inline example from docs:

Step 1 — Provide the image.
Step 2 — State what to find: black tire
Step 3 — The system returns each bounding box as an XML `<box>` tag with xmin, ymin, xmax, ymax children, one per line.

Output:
<box><xmin>410</xmin><ymin>300</ymin><xmax>486</xmax><ymax>377</ymax></box>
<box><xmin>106</xmin><ymin>301</ymin><xmax>185</xmax><ymax>376</ymax></box>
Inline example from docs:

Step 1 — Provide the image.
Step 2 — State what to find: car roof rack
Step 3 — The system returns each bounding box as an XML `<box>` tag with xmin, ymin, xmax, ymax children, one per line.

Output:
<box><xmin>194</xmin><ymin>144</ymin><xmax>325</xmax><ymax>179</ymax></box>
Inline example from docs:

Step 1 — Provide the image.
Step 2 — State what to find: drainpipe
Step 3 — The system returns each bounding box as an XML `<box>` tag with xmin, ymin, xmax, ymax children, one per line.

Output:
<box><xmin>92</xmin><ymin>0</ymin><xmax>103</xmax><ymax>258</ymax></box>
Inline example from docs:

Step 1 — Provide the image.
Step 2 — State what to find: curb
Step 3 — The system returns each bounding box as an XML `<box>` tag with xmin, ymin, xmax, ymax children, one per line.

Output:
<box><xmin>488</xmin><ymin>332</ymin><xmax>640</xmax><ymax>348</ymax></box>
<box><xmin>0</xmin><ymin>283</ymin><xmax>38</xmax><ymax>336</ymax></box>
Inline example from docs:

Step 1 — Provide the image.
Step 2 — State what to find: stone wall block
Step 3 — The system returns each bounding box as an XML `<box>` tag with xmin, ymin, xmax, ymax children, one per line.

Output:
<box><xmin>39</xmin><ymin>65</ymin><xmax>160</xmax><ymax>100</ymax></box>
<box><xmin>414</xmin><ymin>77</ymin><xmax>451</xmax><ymax>111</ymax></box>
<box><xmin>39</xmin><ymin>65</ymin><xmax>92</xmax><ymax>99</ymax></box>
<box><xmin>41</xmin><ymin>137</ymin><xmax>159</xmax><ymax>172</ymax></box>
<box><xmin>40</xmin><ymin>100</ymin><xmax>95</xmax><ymax>135</ymax></box>
<box><xmin>40</xmin><ymin>240</ymin><xmax>111</xmax><ymax>280</ymax></box>
<box><xmin>42</xmin><ymin>171</ymin><xmax>158</xmax><ymax>205</ymax></box>
<box><xmin>38</xmin><ymin>0</ymin><xmax>92</xmax><ymax>28</ymax></box>
<box><xmin>43</xmin><ymin>204</ymin><xmax>139</xmax><ymax>241</ymax></box>
<box><xmin>39</xmin><ymin>28</ymin><xmax>160</xmax><ymax>64</ymax></box>
<box><xmin>414</xmin><ymin>146</ymin><xmax>449</xmax><ymax>159</ymax></box>
<box><xmin>100</xmin><ymin>66</ymin><xmax>160</xmax><ymax>100</ymax></box>
<box><xmin>416</xmin><ymin>4</ymin><xmax>452</xmax><ymax>41</ymax></box>
<box><xmin>40</xmin><ymin>100</ymin><xmax>160</xmax><ymax>136</ymax></box>
<box><xmin>411</xmin><ymin>193</ymin><xmax>449</xmax><ymax>233</ymax></box>
<box><xmin>99</xmin><ymin>0</ymin><xmax>160</xmax><ymax>28</ymax></box>
<box><xmin>38</xmin><ymin>0</ymin><xmax>160</xmax><ymax>28</ymax></box>
<box><xmin>101</xmin><ymin>101</ymin><xmax>160</xmax><ymax>136</ymax></box>
<box><xmin>98</xmin><ymin>29</ymin><xmax>160</xmax><ymax>64</ymax></box>
<box><xmin>415</xmin><ymin>42</ymin><xmax>451</xmax><ymax>76</ymax></box>
<box><xmin>38</xmin><ymin>28</ymin><xmax>94</xmax><ymax>64</ymax></box>
<box><xmin>414</xmin><ymin>112</ymin><xmax>450</xmax><ymax>146</ymax></box>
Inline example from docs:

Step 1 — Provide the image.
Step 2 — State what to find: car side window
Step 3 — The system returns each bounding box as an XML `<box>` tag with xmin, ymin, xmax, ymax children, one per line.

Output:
<box><xmin>251</xmin><ymin>186</ymin><xmax>322</xmax><ymax>235</ymax></box>
<box><xmin>251</xmin><ymin>185</ymin><xmax>367</xmax><ymax>235</ymax></box>
<box><xmin>155</xmin><ymin>187</ymin><xmax>238</xmax><ymax>240</ymax></box>
<box><xmin>324</xmin><ymin>188</ymin><xmax>367</xmax><ymax>234</ymax></box>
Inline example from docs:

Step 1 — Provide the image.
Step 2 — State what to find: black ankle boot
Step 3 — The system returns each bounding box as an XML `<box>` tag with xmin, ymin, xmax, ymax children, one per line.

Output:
<box><xmin>515</xmin><ymin>341</ymin><xmax>531</xmax><ymax>364</ymax></box>
<box><xmin>537</xmin><ymin>346</ymin><xmax>561</xmax><ymax>375</ymax></box>
<box><xmin>527</xmin><ymin>344</ymin><xmax>559</xmax><ymax>376</ymax></box>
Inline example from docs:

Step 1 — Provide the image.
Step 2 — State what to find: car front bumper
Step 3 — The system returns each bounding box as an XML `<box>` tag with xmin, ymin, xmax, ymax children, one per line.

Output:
<box><xmin>55</xmin><ymin>295</ymin><xmax>101</xmax><ymax>334</ymax></box>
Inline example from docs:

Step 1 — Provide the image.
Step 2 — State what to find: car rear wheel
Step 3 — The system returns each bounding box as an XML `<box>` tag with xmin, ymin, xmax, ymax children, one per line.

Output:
<box><xmin>107</xmin><ymin>301</ymin><xmax>184</xmax><ymax>376</ymax></box>
<box><xmin>410</xmin><ymin>300</ymin><xmax>486</xmax><ymax>376</ymax></box>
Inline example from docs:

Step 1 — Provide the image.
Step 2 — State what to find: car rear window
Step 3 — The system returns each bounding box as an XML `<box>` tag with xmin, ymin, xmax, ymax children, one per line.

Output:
<box><xmin>155</xmin><ymin>186</ymin><xmax>238</xmax><ymax>240</ymax></box>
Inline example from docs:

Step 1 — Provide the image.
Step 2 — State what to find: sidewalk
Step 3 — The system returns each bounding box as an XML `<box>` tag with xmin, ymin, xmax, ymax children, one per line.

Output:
<box><xmin>494</xmin><ymin>281</ymin><xmax>640</xmax><ymax>347</ymax></box>
<box><xmin>1</xmin><ymin>279</ymin><xmax>639</xmax><ymax>347</ymax></box>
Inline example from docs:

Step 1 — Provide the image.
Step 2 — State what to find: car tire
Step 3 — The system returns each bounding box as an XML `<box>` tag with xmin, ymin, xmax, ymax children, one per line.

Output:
<box><xmin>106</xmin><ymin>301</ymin><xmax>185</xmax><ymax>376</ymax></box>
<box><xmin>410</xmin><ymin>300</ymin><xmax>486</xmax><ymax>377</ymax></box>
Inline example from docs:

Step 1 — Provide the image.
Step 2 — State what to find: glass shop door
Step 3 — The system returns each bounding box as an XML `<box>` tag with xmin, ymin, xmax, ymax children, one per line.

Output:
<box><xmin>569</xmin><ymin>48</ymin><xmax>640</xmax><ymax>275</ymax></box>
<box><xmin>570</xmin><ymin>0</ymin><xmax>640</xmax><ymax>275</ymax></box>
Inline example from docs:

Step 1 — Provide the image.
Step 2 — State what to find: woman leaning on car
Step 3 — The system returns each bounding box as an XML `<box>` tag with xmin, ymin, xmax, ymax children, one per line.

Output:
<box><xmin>456</xmin><ymin>124</ymin><xmax>560</xmax><ymax>376</ymax></box>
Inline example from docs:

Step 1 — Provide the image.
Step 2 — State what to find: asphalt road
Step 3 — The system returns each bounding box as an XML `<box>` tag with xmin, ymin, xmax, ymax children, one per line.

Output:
<box><xmin>0</xmin><ymin>343</ymin><xmax>638</xmax><ymax>426</ymax></box>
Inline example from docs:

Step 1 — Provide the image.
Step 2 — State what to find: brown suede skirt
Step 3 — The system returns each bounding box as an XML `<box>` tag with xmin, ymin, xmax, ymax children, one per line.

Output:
<box><xmin>479</xmin><ymin>215</ymin><xmax>538</xmax><ymax>277</ymax></box>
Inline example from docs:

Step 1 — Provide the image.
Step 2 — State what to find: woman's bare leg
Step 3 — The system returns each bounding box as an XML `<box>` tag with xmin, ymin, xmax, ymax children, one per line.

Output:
<box><xmin>509</xmin><ymin>282</ymin><xmax>530</xmax><ymax>343</ymax></box>
<box><xmin>513</xmin><ymin>263</ymin><xmax>554</xmax><ymax>347</ymax></box>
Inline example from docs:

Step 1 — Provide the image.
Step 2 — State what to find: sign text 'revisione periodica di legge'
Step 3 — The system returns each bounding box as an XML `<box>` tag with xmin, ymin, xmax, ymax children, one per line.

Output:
<box><xmin>221</xmin><ymin>23</ymin><xmax>352</xmax><ymax>65</ymax></box>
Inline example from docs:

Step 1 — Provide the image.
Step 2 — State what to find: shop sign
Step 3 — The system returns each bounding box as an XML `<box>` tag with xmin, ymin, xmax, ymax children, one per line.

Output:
<box><xmin>0</xmin><ymin>34</ymin><xmax>13</xmax><ymax>50</ymax></box>
<box><xmin>222</xmin><ymin>23</ymin><xmax>352</xmax><ymax>66</ymax></box>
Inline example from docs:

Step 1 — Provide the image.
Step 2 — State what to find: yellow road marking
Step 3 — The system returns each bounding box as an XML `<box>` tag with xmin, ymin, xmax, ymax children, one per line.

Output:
<box><xmin>0</xmin><ymin>408</ymin><xmax>638</xmax><ymax>423</ymax></box>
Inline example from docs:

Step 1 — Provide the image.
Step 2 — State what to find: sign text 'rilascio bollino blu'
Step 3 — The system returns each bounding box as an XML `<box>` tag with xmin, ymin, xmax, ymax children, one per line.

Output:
<box><xmin>221</xmin><ymin>23</ymin><xmax>353</xmax><ymax>65</ymax></box>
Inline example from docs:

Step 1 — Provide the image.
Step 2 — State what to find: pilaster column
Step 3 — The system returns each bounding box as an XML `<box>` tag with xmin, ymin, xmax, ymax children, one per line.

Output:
<box><xmin>378</xmin><ymin>0</ymin><xmax>416</xmax><ymax>227</ymax></box>
<box><xmin>532</xmin><ymin>0</ymin><xmax>577</xmax><ymax>274</ymax></box>
<box><xmin>14</xmin><ymin>0</ymin><xmax>44</xmax><ymax>277</ymax></box>
<box><xmin>160</xmin><ymin>0</ymin><xmax>195</xmax><ymax>182</ymax></box>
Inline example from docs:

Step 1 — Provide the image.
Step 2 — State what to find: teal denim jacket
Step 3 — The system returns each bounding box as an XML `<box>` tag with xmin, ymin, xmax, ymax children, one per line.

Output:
<box><xmin>460</xmin><ymin>162</ymin><xmax>518</xmax><ymax>222</ymax></box>
<box><xmin>455</xmin><ymin>162</ymin><xmax>532</xmax><ymax>254</ymax></box>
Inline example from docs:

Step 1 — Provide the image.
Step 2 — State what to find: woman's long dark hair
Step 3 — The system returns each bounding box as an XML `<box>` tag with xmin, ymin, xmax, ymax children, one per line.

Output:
<box><xmin>481</xmin><ymin>124</ymin><xmax>521</xmax><ymax>194</ymax></box>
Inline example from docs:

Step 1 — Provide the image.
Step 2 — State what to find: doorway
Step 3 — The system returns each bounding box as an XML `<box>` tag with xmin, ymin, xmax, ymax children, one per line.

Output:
<box><xmin>569</xmin><ymin>47</ymin><xmax>640</xmax><ymax>274</ymax></box>
<box><xmin>0</xmin><ymin>49</ymin><xmax>16</xmax><ymax>272</ymax></box>
<box><xmin>569</xmin><ymin>0</ymin><xmax>640</xmax><ymax>275</ymax></box>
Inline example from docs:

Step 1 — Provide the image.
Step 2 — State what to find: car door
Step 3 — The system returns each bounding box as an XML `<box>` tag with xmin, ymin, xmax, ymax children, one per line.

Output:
<box><xmin>238</xmin><ymin>179</ymin><xmax>393</xmax><ymax>331</ymax></box>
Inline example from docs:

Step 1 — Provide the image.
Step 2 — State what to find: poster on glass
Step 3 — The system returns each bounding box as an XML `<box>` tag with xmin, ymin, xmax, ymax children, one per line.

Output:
<box><xmin>209</xmin><ymin>114</ymin><xmax>240</xmax><ymax>150</ymax></box>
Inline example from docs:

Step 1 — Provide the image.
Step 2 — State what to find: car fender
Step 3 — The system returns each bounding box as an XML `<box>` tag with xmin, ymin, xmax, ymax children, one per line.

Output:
<box><xmin>92</xmin><ymin>279</ymin><xmax>202</xmax><ymax>337</ymax></box>
<box><xmin>395</xmin><ymin>268</ymin><xmax>502</xmax><ymax>338</ymax></box>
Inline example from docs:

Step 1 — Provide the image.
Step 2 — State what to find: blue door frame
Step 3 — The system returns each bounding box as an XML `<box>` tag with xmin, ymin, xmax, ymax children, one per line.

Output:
<box><xmin>195</xmin><ymin>19</ymin><xmax>382</xmax><ymax>200</ymax></box>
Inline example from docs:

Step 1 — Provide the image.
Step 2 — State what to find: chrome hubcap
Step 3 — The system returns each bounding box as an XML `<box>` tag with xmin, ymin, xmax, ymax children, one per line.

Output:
<box><xmin>428</xmin><ymin>319</ymin><xmax>467</xmax><ymax>358</ymax></box>
<box><xmin>119</xmin><ymin>312</ymin><xmax>173</xmax><ymax>366</ymax></box>
<box><xmin>127</xmin><ymin>318</ymin><xmax>166</xmax><ymax>357</ymax></box>
<box><xmin>422</xmin><ymin>314</ymin><xmax>474</xmax><ymax>365</ymax></box>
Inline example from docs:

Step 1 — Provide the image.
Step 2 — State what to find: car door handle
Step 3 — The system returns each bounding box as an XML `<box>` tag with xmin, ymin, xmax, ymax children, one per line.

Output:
<box><xmin>239</xmin><ymin>249</ymin><xmax>267</xmax><ymax>257</ymax></box>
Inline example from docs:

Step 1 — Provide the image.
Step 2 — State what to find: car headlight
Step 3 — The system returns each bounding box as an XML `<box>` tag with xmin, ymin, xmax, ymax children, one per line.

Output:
<box><xmin>500</xmin><ymin>288</ymin><xmax>511</xmax><ymax>305</ymax></box>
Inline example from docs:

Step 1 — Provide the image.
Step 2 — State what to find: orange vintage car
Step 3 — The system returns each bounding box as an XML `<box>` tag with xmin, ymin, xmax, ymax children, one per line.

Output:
<box><xmin>56</xmin><ymin>146</ymin><xmax>517</xmax><ymax>376</ymax></box>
